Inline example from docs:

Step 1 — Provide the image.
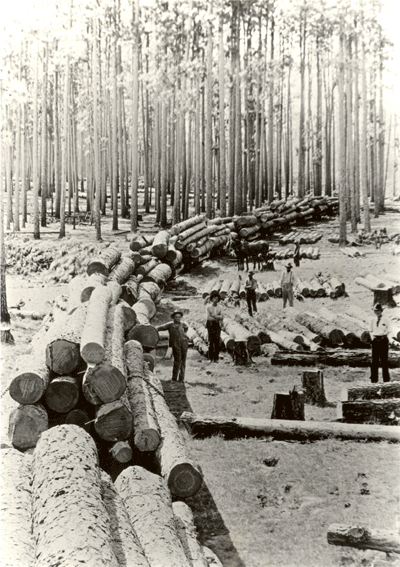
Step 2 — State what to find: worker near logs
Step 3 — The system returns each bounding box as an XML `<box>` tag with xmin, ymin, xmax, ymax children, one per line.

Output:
<box><xmin>206</xmin><ymin>291</ymin><xmax>224</xmax><ymax>363</ymax></box>
<box><xmin>156</xmin><ymin>311</ymin><xmax>189</xmax><ymax>382</ymax></box>
<box><xmin>281</xmin><ymin>263</ymin><xmax>296</xmax><ymax>308</ymax></box>
<box><xmin>245</xmin><ymin>271</ymin><xmax>258</xmax><ymax>316</ymax></box>
<box><xmin>369</xmin><ymin>303</ymin><xmax>391</xmax><ymax>383</ymax></box>
<box><xmin>293</xmin><ymin>242</ymin><xmax>301</xmax><ymax>268</ymax></box>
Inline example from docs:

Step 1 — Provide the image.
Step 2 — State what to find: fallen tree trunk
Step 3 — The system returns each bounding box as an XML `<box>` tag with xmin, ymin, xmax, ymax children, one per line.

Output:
<box><xmin>1</xmin><ymin>449</ymin><xmax>35</xmax><ymax>567</ymax></box>
<box><xmin>147</xmin><ymin>369</ymin><xmax>203</xmax><ymax>498</ymax></box>
<box><xmin>125</xmin><ymin>340</ymin><xmax>160</xmax><ymax>452</ymax></box>
<box><xmin>342</xmin><ymin>381</ymin><xmax>400</xmax><ymax>401</ymax></box>
<box><xmin>170</xmin><ymin>215</ymin><xmax>206</xmax><ymax>237</ymax></box>
<box><xmin>87</xmin><ymin>247</ymin><xmax>121</xmax><ymax>277</ymax></box>
<box><xmin>81</xmin><ymin>285</ymin><xmax>112</xmax><ymax>365</ymax></box>
<box><xmin>118</xmin><ymin>299</ymin><xmax>137</xmax><ymax>331</ymax></box>
<box><xmin>129</xmin><ymin>235</ymin><xmax>152</xmax><ymax>252</ymax></box>
<box><xmin>265</xmin><ymin>329</ymin><xmax>304</xmax><ymax>352</ymax></box>
<box><xmin>115</xmin><ymin>466</ymin><xmax>190</xmax><ymax>567</ymax></box>
<box><xmin>327</xmin><ymin>524</ymin><xmax>400</xmax><ymax>555</ymax></box>
<box><xmin>45</xmin><ymin>304</ymin><xmax>87</xmax><ymax>375</ymax></box>
<box><xmin>180</xmin><ymin>412</ymin><xmax>400</xmax><ymax>442</ymax></box>
<box><xmin>33</xmin><ymin>426</ymin><xmax>119</xmax><ymax>567</ymax></box>
<box><xmin>83</xmin><ymin>305</ymin><xmax>127</xmax><ymax>405</ymax></box>
<box><xmin>271</xmin><ymin>350</ymin><xmax>400</xmax><ymax>367</ymax></box>
<box><xmin>172</xmin><ymin>502</ymin><xmax>208</xmax><ymax>567</ymax></box>
<box><xmin>9</xmin><ymin>404</ymin><xmax>48</xmax><ymax>450</ymax></box>
<box><xmin>45</xmin><ymin>376</ymin><xmax>80</xmax><ymax>413</ymax></box>
<box><xmin>202</xmin><ymin>547</ymin><xmax>223</xmax><ymax>567</ymax></box>
<box><xmin>144</xmin><ymin>263</ymin><xmax>172</xmax><ymax>287</ymax></box>
<box><xmin>338</xmin><ymin>399</ymin><xmax>400</xmax><ymax>424</ymax></box>
<box><xmin>318</xmin><ymin>307</ymin><xmax>369</xmax><ymax>346</ymax></box>
<box><xmin>109</xmin><ymin>257</ymin><xmax>137</xmax><ymax>285</ymax></box>
<box><xmin>151</xmin><ymin>230</ymin><xmax>170</xmax><ymax>259</ymax></box>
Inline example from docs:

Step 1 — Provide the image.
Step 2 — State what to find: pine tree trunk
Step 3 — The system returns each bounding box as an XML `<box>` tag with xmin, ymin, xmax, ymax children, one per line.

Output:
<box><xmin>41</xmin><ymin>44</ymin><xmax>48</xmax><ymax>228</ymax></box>
<box><xmin>131</xmin><ymin>0</ymin><xmax>139</xmax><ymax>231</ymax></box>
<box><xmin>93</xmin><ymin>12</ymin><xmax>102</xmax><ymax>240</ymax></box>
<box><xmin>218</xmin><ymin>6</ymin><xmax>226</xmax><ymax>218</ymax></box>
<box><xmin>205</xmin><ymin>1</ymin><xmax>213</xmax><ymax>219</ymax></box>
<box><xmin>33</xmin><ymin>40</ymin><xmax>40</xmax><ymax>239</ymax></box>
<box><xmin>338</xmin><ymin>25</ymin><xmax>347</xmax><ymax>246</ymax></box>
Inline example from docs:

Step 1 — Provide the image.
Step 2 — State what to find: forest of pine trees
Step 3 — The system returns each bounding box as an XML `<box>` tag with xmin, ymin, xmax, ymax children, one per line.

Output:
<box><xmin>2</xmin><ymin>0</ymin><xmax>399</xmax><ymax>241</ymax></box>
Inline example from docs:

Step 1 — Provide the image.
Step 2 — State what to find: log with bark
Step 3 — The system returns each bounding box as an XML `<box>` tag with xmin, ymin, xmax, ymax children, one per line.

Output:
<box><xmin>187</xmin><ymin>328</ymin><xmax>209</xmax><ymax>357</ymax></box>
<box><xmin>202</xmin><ymin>547</ymin><xmax>223</xmax><ymax>567</ymax></box>
<box><xmin>271</xmin><ymin>350</ymin><xmax>400</xmax><ymax>367</ymax></box>
<box><xmin>337</xmin><ymin>399</ymin><xmax>400</xmax><ymax>424</ymax></box>
<box><xmin>294</xmin><ymin>310</ymin><xmax>345</xmax><ymax>345</ymax></box>
<box><xmin>1</xmin><ymin>449</ymin><xmax>35</xmax><ymax>567</ymax></box>
<box><xmin>87</xmin><ymin>247</ymin><xmax>121</xmax><ymax>277</ymax></box>
<box><xmin>138</xmin><ymin>281</ymin><xmax>162</xmax><ymax>304</ymax></box>
<box><xmin>45</xmin><ymin>304</ymin><xmax>87</xmax><ymax>375</ymax></box>
<box><xmin>83</xmin><ymin>305</ymin><xmax>127</xmax><ymax>405</ymax></box>
<box><xmin>80</xmin><ymin>273</ymin><xmax>108</xmax><ymax>302</ymax></box>
<box><xmin>121</xmin><ymin>275</ymin><xmax>141</xmax><ymax>306</ymax></box>
<box><xmin>170</xmin><ymin>215</ymin><xmax>206</xmax><ymax>237</ymax></box>
<box><xmin>342</xmin><ymin>381</ymin><xmax>400</xmax><ymax>401</ymax></box>
<box><xmin>118</xmin><ymin>299</ymin><xmax>138</xmax><ymax>331</ymax></box>
<box><xmin>180</xmin><ymin>412</ymin><xmax>400</xmax><ymax>442</ymax></box>
<box><xmin>109</xmin><ymin>256</ymin><xmax>137</xmax><ymax>285</ymax></box>
<box><xmin>144</xmin><ymin>263</ymin><xmax>172</xmax><ymax>287</ymax></box>
<box><xmin>147</xmin><ymin>370</ymin><xmax>202</xmax><ymax>497</ymax></box>
<box><xmin>129</xmin><ymin>234</ymin><xmax>154</xmax><ymax>252</ymax></box>
<box><xmin>222</xmin><ymin>317</ymin><xmax>261</xmax><ymax>354</ymax></box>
<box><xmin>175</xmin><ymin>222</ymin><xmax>208</xmax><ymax>250</ymax></box>
<box><xmin>172</xmin><ymin>502</ymin><xmax>209</xmax><ymax>567</ymax></box>
<box><xmin>67</xmin><ymin>275</ymin><xmax>87</xmax><ymax>315</ymax></box>
<box><xmin>128</xmin><ymin>298</ymin><xmax>159</xmax><ymax>349</ymax></box>
<box><xmin>327</xmin><ymin>524</ymin><xmax>400</xmax><ymax>554</ymax></box>
<box><xmin>109</xmin><ymin>441</ymin><xmax>133</xmax><ymax>464</ymax></box>
<box><xmin>318</xmin><ymin>307</ymin><xmax>368</xmax><ymax>347</ymax></box>
<box><xmin>80</xmin><ymin>285</ymin><xmax>112</xmax><ymax>365</ymax></box>
<box><xmin>32</xmin><ymin>426</ymin><xmax>119</xmax><ymax>567</ymax></box>
<box><xmin>115</xmin><ymin>466</ymin><xmax>191</xmax><ymax>567</ymax></box>
<box><xmin>125</xmin><ymin>340</ymin><xmax>160</xmax><ymax>452</ymax></box>
<box><xmin>9</xmin><ymin>403</ymin><xmax>48</xmax><ymax>450</ymax></box>
<box><xmin>265</xmin><ymin>329</ymin><xmax>305</xmax><ymax>352</ymax></box>
<box><xmin>9</xmin><ymin>351</ymin><xmax>51</xmax><ymax>405</ymax></box>
<box><xmin>271</xmin><ymin>387</ymin><xmax>305</xmax><ymax>420</ymax></box>
<box><xmin>45</xmin><ymin>376</ymin><xmax>80</xmax><ymax>413</ymax></box>
<box><xmin>151</xmin><ymin>230</ymin><xmax>170</xmax><ymax>259</ymax></box>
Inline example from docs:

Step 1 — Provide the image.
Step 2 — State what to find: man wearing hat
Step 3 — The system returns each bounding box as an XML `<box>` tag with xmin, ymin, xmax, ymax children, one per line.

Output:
<box><xmin>245</xmin><ymin>271</ymin><xmax>258</xmax><ymax>316</ymax></box>
<box><xmin>206</xmin><ymin>291</ymin><xmax>224</xmax><ymax>362</ymax></box>
<box><xmin>281</xmin><ymin>263</ymin><xmax>296</xmax><ymax>308</ymax></box>
<box><xmin>370</xmin><ymin>303</ymin><xmax>391</xmax><ymax>383</ymax></box>
<box><xmin>156</xmin><ymin>310</ymin><xmax>189</xmax><ymax>381</ymax></box>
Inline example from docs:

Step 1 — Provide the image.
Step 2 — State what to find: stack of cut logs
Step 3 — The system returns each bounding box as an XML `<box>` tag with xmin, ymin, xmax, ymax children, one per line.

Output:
<box><xmin>7</xmin><ymin>243</ymin><xmax>203</xmax><ymax>498</ymax></box>
<box><xmin>338</xmin><ymin>380</ymin><xmax>400</xmax><ymax>425</ymax></box>
<box><xmin>272</xmin><ymin>246</ymin><xmax>320</xmax><ymax>261</ymax></box>
<box><xmin>2</xmin><ymin>426</ymin><xmax>221</xmax><ymax>567</ymax></box>
<box><xmin>279</xmin><ymin>230</ymin><xmax>322</xmax><ymax>246</ymax></box>
<box><xmin>355</xmin><ymin>271</ymin><xmax>400</xmax><ymax>308</ymax></box>
<box><xmin>230</xmin><ymin>196</ymin><xmax>338</xmax><ymax>242</ymax></box>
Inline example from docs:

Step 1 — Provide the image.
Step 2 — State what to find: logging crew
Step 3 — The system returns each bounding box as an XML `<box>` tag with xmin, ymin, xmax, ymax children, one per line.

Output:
<box><xmin>281</xmin><ymin>263</ymin><xmax>296</xmax><ymax>308</ymax></box>
<box><xmin>206</xmin><ymin>291</ymin><xmax>223</xmax><ymax>362</ymax></box>
<box><xmin>156</xmin><ymin>311</ymin><xmax>188</xmax><ymax>382</ymax></box>
<box><xmin>293</xmin><ymin>242</ymin><xmax>301</xmax><ymax>268</ymax></box>
<box><xmin>369</xmin><ymin>303</ymin><xmax>391</xmax><ymax>383</ymax></box>
<box><xmin>245</xmin><ymin>271</ymin><xmax>258</xmax><ymax>316</ymax></box>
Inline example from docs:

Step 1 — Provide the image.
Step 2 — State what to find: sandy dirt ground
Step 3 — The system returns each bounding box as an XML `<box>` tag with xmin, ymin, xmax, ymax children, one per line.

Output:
<box><xmin>2</xmin><ymin>210</ymin><xmax>400</xmax><ymax>567</ymax></box>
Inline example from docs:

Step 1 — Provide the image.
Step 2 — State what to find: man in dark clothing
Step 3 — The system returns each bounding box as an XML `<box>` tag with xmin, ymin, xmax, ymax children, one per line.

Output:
<box><xmin>369</xmin><ymin>303</ymin><xmax>391</xmax><ymax>383</ymax></box>
<box><xmin>293</xmin><ymin>242</ymin><xmax>301</xmax><ymax>268</ymax></box>
<box><xmin>245</xmin><ymin>271</ymin><xmax>258</xmax><ymax>316</ymax></box>
<box><xmin>156</xmin><ymin>311</ymin><xmax>188</xmax><ymax>381</ymax></box>
<box><xmin>206</xmin><ymin>291</ymin><xmax>223</xmax><ymax>362</ymax></box>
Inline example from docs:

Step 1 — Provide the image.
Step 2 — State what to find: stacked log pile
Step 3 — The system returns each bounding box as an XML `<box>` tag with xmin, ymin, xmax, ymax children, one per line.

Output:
<box><xmin>2</xmin><ymin>425</ymin><xmax>213</xmax><ymax>567</ymax></box>
<box><xmin>279</xmin><ymin>230</ymin><xmax>323</xmax><ymax>245</ymax></box>
<box><xmin>272</xmin><ymin>246</ymin><xmax>320</xmax><ymax>261</ymax></box>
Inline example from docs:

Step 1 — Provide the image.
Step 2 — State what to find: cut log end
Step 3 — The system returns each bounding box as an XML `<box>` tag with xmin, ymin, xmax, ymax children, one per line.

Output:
<box><xmin>46</xmin><ymin>340</ymin><xmax>81</xmax><ymax>375</ymax></box>
<box><xmin>168</xmin><ymin>463</ymin><xmax>203</xmax><ymax>498</ymax></box>
<box><xmin>83</xmin><ymin>362</ymin><xmax>127</xmax><ymax>405</ymax></box>
<box><xmin>134</xmin><ymin>429</ymin><xmax>161</xmax><ymax>453</ymax></box>
<box><xmin>65</xmin><ymin>409</ymin><xmax>91</xmax><ymax>432</ymax></box>
<box><xmin>81</xmin><ymin>342</ymin><xmax>105</xmax><ymax>365</ymax></box>
<box><xmin>127</xmin><ymin>324</ymin><xmax>159</xmax><ymax>349</ymax></box>
<box><xmin>110</xmin><ymin>440</ymin><xmax>133</xmax><ymax>463</ymax></box>
<box><xmin>86</xmin><ymin>262</ymin><xmax>110</xmax><ymax>278</ymax></box>
<box><xmin>9</xmin><ymin>405</ymin><xmax>48</xmax><ymax>450</ymax></box>
<box><xmin>9</xmin><ymin>373</ymin><xmax>45</xmax><ymax>405</ymax></box>
<box><xmin>95</xmin><ymin>401</ymin><xmax>133</xmax><ymax>442</ymax></box>
<box><xmin>45</xmin><ymin>376</ymin><xmax>80</xmax><ymax>413</ymax></box>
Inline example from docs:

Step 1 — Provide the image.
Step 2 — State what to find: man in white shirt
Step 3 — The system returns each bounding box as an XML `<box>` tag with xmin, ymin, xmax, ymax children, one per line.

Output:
<box><xmin>245</xmin><ymin>271</ymin><xmax>258</xmax><ymax>316</ymax></box>
<box><xmin>369</xmin><ymin>303</ymin><xmax>390</xmax><ymax>383</ymax></box>
<box><xmin>281</xmin><ymin>263</ymin><xmax>295</xmax><ymax>308</ymax></box>
<box><xmin>206</xmin><ymin>291</ymin><xmax>224</xmax><ymax>362</ymax></box>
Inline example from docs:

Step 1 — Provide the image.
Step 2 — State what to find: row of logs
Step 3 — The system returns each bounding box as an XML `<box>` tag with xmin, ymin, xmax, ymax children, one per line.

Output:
<box><xmin>279</xmin><ymin>230</ymin><xmax>323</xmax><ymax>246</ymax></box>
<box><xmin>2</xmin><ymin>426</ymin><xmax>217</xmax><ymax>567</ymax></box>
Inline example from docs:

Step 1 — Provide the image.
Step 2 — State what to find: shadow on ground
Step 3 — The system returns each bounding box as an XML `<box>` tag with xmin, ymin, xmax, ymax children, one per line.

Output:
<box><xmin>162</xmin><ymin>380</ymin><xmax>246</xmax><ymax>567</ymax></box>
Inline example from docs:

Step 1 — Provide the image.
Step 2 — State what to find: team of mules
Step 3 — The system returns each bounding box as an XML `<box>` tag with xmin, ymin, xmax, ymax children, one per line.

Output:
<box><xmin>231</xmin><ymin>239</ymin><xmax>270</xmax><ymax>271</ymax></box>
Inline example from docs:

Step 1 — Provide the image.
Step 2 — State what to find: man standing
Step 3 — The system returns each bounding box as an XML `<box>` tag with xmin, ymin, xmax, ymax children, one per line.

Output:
<box><xmin>370</xmin><ymin>303</ymin><xmax>391</xmax><ymax>383</ymax></box>
<box><xmin>245</xmin><ymin>271</ymin><xmax>258</xmax><ymax>316</ymax></box>
<box><xmin>281</xmin><ymin>263</ymin><xmax>295</xmax><ymax>308</ymax></box>
<box><xmin>206</xmin><ymin>291</ymin><xmax>223</xmax><ymax>362</ymax></box>
<box><xmin>156</xmin><ymin>310</ymin><xmax>188</xmax><ymax>382</ymax></box>
<box><xmin>293</xmin><ymin>242</ymin><xmax>301</xmax><ymax>268</ymax></box>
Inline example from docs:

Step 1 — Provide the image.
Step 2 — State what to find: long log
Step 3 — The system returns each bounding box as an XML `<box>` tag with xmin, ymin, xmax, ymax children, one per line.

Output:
<box><xmin>121</xmin><ymin>275</ymin><xmax>141</xmax><ymax>306</ymax></box>
<box><xmin>202</xmin><ymin>547</ymin><xmax>223</xmax><ymax>567</ymax></box>
<box><xmin>222</xmin><ymin>317</ymin><xmax>261</xmax><ymax>354</ymax></box>
<box><xmin>109</xmin><ymin>257</ymin><xmax>137</xmax><ymax>285</ymax></box>
<box><xmin>234</xmin><ymin>215</ymin><xmax>258</xmax><ymax>229</ymax></box>
<box><xmin>266</xmin><ymin>329</ymin><xmax>304</xmax><ymax>352</ymax></box>
<box><xmin>151</xmin><ymin>230</ymin><xmax>170</xmax><ymax>259</ymax></box>
<box><xmin>80</xmin><ymin>273</ymin><xmax>108</xmax><ymax>302</ymax></box>
<box><xmin>9</xmin><ymin>404</ymin><xmax>48</xmax><ymax>450</ymax></box>
<box><xmin>144</xmin><ymin>263</ymin><xmax>172</xmax><ymax>287</ymax></box>
<box><xmin>135</xmin><ymin>257</ymin><xmax>160</xmax><ymax>277</ymax></box>
<box><xmin>81</xmin><ymin>285</ymin><xmax>112</xmax><ymax>365</ymax></box>
<box><xmin>1</xmin><ymin>450</ymin><xmax>35</xmax><ymax>567</ymax></box>
<box><xmin>202</xmin><ymin>279</ymin><xmax>216</xmax><ymax>299</ymax></box>
<box><xmin>115</xmin><ymin>466</ymin><xmax>190</xmax><ymax>567</ymax></box>
<box><xmin>147</xmin><ymin>369</ymin><xmax>203</xmax><ymax>498</ymax></box>
<box><xmin>170</xmin><ymin>214</ymin><xmax>206</xmax><ymax>236</ymax></box>
<box><xmin>175</xmin><ymin>222</ymin><xmax>208</xmax><ymax>249</ymax></box>
<box><xmin>190</xmin><ymin>238</ymin><xmax>215</xmax><ymax>259</ymax></box>
<box><xmin>342</xmin><ymin>381</ymin><xmax>400</xmax><ymax>401</ymax></box>
<box><xmin>67</xmin><ymin>275</ymin><xmax>87</xmax><ymax>314</ymax></box>
<box><xmin>45</xmin><ymin>304</ymin><xmax>87</xmax><ymax>375</ymax></box>
<box><xmin>45</xmin><ymin>376</ymin><xmax>80</xmax><ymax>413</ymax></box>
<box><xmin>128</xmin><ymin>298</ymin><xmax>159</xmax><ymax>349</ymax></box>
<box><xmin>271</xmin><ymin>350</ymin><xmax>400</xmax><ymax>367</ymax></box>
<box><xmin>138</xmin><ymin>281</ymin><xmax>162</xmax><ymax>303</ymax></box>
<box><xmin>294</xmin><ymin>310</ymin><xmax>345</xmax><ymax>345</ymax></box>
<box><xmin>87</xmin><ymin>247</ymin><xmax>121</xmax><ymax>277</ymax></box>
<box><xmin>129</xmin><ymin>235</ymin><xmax>152</xmax><ymax>252</ymax></box>
<box><xmin>33</xmin><ymin>426</ymin><xmax>119</xmax><ymax>567</ymax></box>
<box><xmin>100</xmin><ymin>471</ymin><xmax>150</xmax><ymax>566</ymax></box>
<box><xmin>173</xmin><ymin>502</ymin><xmax>208</xmax><ymax>567</ymax></box>
<box><xmin>338</xmin><ymin>399</ymin><xmax>400</xmax><ymax>424</ymax></box>
<box><xmin>327</xmin><ymin>524</ymin><xmax>400</xmax><ymax>554</ymax></box>
<box><xmin>180</xmin><ymin>412</ymin><xmax>400</xmax><ymax>442</ymax></box>
<box><xmin>83</xmin><ymin>305</ymin><xmax>127</xmax><ymax>405</ymax></box>
<box><xmin>125</xmin><ymin>340</ymin><xmax>160</xmax><ymax>452</ymax></box>
<box><xmin>281</xmin><ymin>309</ymin><xmax>322</xmax><ymax>344</ymax></box>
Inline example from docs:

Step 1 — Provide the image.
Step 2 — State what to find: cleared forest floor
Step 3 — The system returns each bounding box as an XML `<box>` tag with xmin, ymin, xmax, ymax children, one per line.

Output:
<box><xmin>2</xmin><ymin>207</ymin><xmax>400</xmax><ymax>567</ymax></box>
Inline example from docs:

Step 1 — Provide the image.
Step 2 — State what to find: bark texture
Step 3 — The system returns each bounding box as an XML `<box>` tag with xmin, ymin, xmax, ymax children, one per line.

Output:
<box><xmin>172</xmin><ymin>502</ymin><xmax>208</xmax><ymax>567</ymax></box>
<box><xmin>1</xmin><ymin>449</ymin><xmax>35</xmax><ymax>567</ymax></box>
<box><xmin>32</xmin><ymin>426</ymin><xmax>119</xmax><ymax>567</ymax></box>
<box><xmin>81</xmin><ymin>285</ymin><xmax>112</xmax><ymax>364</ymax></box>
<box><xmin>9</xmin><ymin>404</ymin><xmax>48</xmax><ymax>450</ymax></box>
<box><xmin>87</xmin><ymin>247</ymin><xmax>121</xmax><ymax>277</ymax></box>
<box><xmin>327</xmin><ymin>524</ymin><xmax>400</xmax><ymax>554</ymax></box>
<box><xmin>115</xmin><ymin>466</ymin><xmax>190</xmax><ymax>567</ymax></box>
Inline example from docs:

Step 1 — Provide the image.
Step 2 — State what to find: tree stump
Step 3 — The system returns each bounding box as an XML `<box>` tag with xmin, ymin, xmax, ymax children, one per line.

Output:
<box><xmin>233</xmin><ymin>342</ymin><xmax>250</xmax><ymax>366</ymax></box>
<box><xmin>110</xmin><ymin>441</ymin><xmax>133</xmax><ymax>464</ymax></box>
<box><xmin>302</xmin><ymin>370</ymin><xmax>328</xmax><ymax>406</ymax></box>
<box><xmin>373</xmin><ymin>288</ymin><xmax>396</xmax><ymax>308</ymax></box>
<box><xmin>271</xmin><ymin>387</ymin><xmax>305</xmax><ymax>421</ymax></box>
